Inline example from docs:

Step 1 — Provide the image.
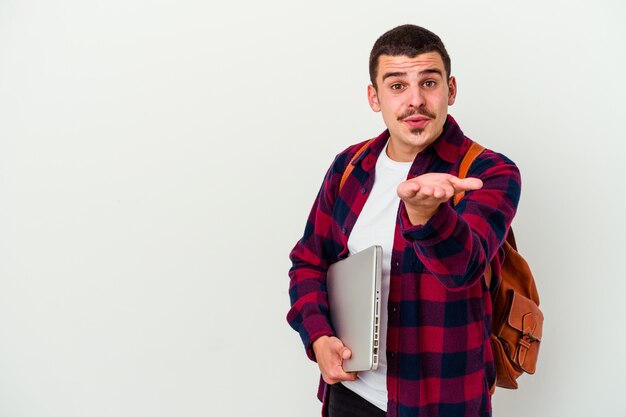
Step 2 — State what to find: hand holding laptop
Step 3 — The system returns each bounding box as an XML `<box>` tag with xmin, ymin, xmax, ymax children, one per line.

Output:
<box><xmin>312</xmin><ymin>336</ymin><xmax>358</xmax><ymax>384</ymax></box>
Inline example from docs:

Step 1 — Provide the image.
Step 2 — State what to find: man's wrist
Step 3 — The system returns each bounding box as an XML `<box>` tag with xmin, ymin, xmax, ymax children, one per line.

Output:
<box><xmin>405</xmin><ymin>204</ymin><xmax>439</xmax><ymax>226</ymax></box>
<box><xmin>312</xmin><ymin>335</ymin><xmax>330</xmax><ymax>353</ymax></box>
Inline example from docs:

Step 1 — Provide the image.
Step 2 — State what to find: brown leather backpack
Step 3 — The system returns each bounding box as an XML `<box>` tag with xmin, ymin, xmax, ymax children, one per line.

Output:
<box><xmin>455</xmin><ymin>142</ymin><xmax>543</xmax><ymax>391</ymax></box>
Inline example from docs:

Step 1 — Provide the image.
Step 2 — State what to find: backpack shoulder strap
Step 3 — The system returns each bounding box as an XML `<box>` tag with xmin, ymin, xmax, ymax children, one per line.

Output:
<box><xmin>453</xmin><ymin>141</ymin><xmax>493</xmax><ymax>287</ymax></box>
<box><xmin>455</xmin><ymin>143</ymin><xmax>519</xmax><ymax>250</ymax></box>
<box><xmin>453</xmin><ymin>141</ymin><xmax>485</xmax><ymax>205</ymax></box>
<box><xmin>339</xmin><ymin>139</ymin><xmax>374</xmax><ymax>191</ymax></box>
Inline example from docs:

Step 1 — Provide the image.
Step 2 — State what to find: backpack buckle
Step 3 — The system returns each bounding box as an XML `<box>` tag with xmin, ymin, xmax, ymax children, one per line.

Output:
<box><xmin>523</xmin><ymin>331</ymin><xmax>540</xmax><ymax>343</ymax></box>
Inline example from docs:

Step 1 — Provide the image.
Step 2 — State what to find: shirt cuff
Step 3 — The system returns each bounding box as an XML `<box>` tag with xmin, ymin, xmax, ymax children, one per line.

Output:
<box><xmin>399</xmin><ymin>202</ymin><xmax>458</xmax><ymax>246</ymax></box>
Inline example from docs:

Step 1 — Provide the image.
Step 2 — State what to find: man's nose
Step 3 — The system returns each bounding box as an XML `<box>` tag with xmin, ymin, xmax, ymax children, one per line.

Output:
<box><xmin>407</xmin><ymin>85</ymin><xmax>426</xmax><ymax>108</ymax></box>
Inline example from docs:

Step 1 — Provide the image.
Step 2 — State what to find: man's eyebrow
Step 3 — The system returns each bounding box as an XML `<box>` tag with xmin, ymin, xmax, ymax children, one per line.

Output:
<box><xmin>381</xmin><ymin>71</ymin><xmax>406</xmax><ymax>82</ymax></box>
<box><xmin>381</xmin><ymin>68</ymin><xmax>444</xmax><ymax>82</ymax></box>
<box><xmin>420</xmin><ymin>68</ymin><xmax>443</xmax><ymax>76</ymax></box>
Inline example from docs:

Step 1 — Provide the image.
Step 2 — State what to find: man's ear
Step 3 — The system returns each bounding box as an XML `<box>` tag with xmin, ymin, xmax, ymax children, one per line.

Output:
<box><xmin>368</xmin><ymin>84</ymin><xmax>381</xmax><ymax>112</ymax></box>
<box><xmin>448</xmin><ymin>76</ymin><xmax>457</xmax><ymax>106</ymax></box>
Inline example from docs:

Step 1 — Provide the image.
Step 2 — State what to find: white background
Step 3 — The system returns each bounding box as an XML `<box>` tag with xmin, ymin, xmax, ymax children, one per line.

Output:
<box><xmin>1</xmin><ymin>1</ymin><xmax>625</xmax><ymax>416</ymax></box>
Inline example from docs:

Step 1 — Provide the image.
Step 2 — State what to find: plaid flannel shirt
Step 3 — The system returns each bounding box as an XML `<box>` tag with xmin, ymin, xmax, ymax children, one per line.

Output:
<box><xmin>287</xmin><ymin>115</ymin><xmax>521</xmax><ymax>417</ymax></box>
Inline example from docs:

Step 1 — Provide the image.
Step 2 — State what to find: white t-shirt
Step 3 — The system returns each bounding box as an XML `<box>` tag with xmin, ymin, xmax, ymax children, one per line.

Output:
<box><xmin>341</xmin><ymin>140</ymin><xmax>412</xmax><ymax>411</ymax></box>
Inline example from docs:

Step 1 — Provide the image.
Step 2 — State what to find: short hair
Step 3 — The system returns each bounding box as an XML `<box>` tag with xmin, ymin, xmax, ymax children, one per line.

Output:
<box><xmin>369</xmin><ymin>24</ymin><xmax>451</xmax><ymax>88</ymax></box>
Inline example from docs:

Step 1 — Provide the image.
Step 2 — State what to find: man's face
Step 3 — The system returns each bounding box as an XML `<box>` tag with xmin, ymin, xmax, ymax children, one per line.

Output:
<box><xmin>368</xmin><ymin>52</ymin><xmax>457</xmax><ymax>162</ymax></box>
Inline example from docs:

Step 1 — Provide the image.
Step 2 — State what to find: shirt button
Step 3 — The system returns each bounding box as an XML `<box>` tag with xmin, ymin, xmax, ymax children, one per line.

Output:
<box><xmin>392</xmin><ymin>307</ymin><xmax>397</xmax><ymax>313</ymax></box>
<box><xmin>395</xmin><ymin>261</ymin><xmax>400</xmax><ymax>267</ymax></box>
<box><xmin>361</xmin><ymin>187</ymin><xmax>367</xmax><ymax>194</ymax></box>
<box><xmin>342</xmin><ymin>227</ymin><xmax>347</xmax><ymax>234</ymax></box>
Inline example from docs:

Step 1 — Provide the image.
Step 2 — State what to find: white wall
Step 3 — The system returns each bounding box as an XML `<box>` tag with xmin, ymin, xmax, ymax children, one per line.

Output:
<box><xmin>1</xmin><ymin>1</ymin><xmax>624</xmax><ymax>416</ymax></box>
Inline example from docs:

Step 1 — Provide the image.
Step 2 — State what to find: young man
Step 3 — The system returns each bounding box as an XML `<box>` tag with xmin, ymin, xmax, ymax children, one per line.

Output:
<box><xmin>287</xmin><ymin>25</ymin><xmax>521</xmax><ymax>417</ymax></box>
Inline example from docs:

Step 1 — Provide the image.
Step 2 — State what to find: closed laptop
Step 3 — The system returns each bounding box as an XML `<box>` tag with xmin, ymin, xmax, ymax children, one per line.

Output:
<box><xmin>327</xmin><ymin>245</ymin><xmax>382</xmax><ymax>372</ymax></box>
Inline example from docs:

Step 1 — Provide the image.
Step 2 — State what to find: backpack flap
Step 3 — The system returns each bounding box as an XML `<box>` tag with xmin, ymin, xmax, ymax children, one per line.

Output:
<box><xmin>502</xmin><ymin>290</ymin><xmax>544</xmax><ymax>374</ymax></box>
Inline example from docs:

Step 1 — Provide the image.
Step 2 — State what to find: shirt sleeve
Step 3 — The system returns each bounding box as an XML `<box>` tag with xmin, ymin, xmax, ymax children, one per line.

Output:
<box><xmin>399</xmin><ymin>150</ymin><xmax>521</xmax><ymax>290</ymax></box>
<box><xmin>286</xmin><ymin>149</ymin><xmax>354</xmax><ymax>361</ymax></box>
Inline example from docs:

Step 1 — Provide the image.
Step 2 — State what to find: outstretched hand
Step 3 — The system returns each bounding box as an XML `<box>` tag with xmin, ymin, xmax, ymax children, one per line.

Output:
<box><xmin>397</xmin><ymin>173</ymin><xmax>483</xmax><ymax>225</ymax></box>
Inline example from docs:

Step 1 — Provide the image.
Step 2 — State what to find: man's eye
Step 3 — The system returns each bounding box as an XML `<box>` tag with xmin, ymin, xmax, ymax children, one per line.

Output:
<box><xmin>390</xmin><ymin>83</ymin><xmax>403</xmax><ymax>90</ymax></box>
<box><xmin>423</xmin><ymin>80</ymin><xmax>436</xmax><ymax>88</ymax></box>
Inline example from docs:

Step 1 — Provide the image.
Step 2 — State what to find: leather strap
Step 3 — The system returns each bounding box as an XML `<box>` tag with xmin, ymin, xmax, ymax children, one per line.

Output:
<box><xmin>453</xmin><ymin>142</ymin><xmax>485</xmax><ymax>206</ymax></box>
<box><xmin>339</xmin><ymin>139</ymin><xmax>374</xmax><ymax>191</ymax></box>
<box><xmin>453</xmin><ymin>142</ymin><xmax>491</xmax><ymax>287</ymax></box>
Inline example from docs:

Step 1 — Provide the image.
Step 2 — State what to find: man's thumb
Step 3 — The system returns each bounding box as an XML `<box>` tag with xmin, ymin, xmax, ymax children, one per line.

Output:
<box><xmin>341</xmin><ymin>348</ymin><xmax>352</xmax><ymax>360</ymax></box>
<box><xmin>456</xmin><ymin>177</ymin><xmax>483</xmax><ymax>191</ymax></box>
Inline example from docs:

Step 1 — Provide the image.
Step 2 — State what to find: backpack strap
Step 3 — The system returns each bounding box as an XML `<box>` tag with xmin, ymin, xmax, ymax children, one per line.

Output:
<box><xmin>453</xmin><ymin>141</ymin><xmax>485</xmax><ymax>206</ymax></box>
<box><xmin>339</xmin><ymin>139</ymin><xmax>374</xmax><ymax>191</ymax></box>
<box><xmin>453</xmin><ymin>142</ymin><xmax>494</xmax><ymax>288</ymax></box>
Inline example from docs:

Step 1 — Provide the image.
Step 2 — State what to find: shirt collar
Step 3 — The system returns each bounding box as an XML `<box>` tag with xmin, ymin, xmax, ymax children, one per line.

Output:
<box><xmin>430</xmin><ymin>114</ymin><xmax>466</xmax><ymax>163</ymax></box>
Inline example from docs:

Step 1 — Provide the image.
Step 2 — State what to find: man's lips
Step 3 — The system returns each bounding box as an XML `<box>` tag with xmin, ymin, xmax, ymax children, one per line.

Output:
<box><xmin>403</xmin><ymin>116</ymin><xmax>430</xmax><ymax>129</ymax></box>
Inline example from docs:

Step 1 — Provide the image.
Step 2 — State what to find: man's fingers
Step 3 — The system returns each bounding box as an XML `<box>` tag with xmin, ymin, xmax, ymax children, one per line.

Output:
<box><xmin>451</xmin><ymin>177</ymin><xmax>483</xmax><ymax>192</ymax></box>
<box><xmin>326</xmin><ymin>370</ymin><xmax>357</xmax><ymax>384</ymax></box>
<box><xmin>341</xmin><ymin>347</ymin><xmax>352</xmax><ymax>360</ymax></box>
<box><xmin>330</xmin><ymin>347</ymin><xmax>357</xmax><ymax>383</ymax></box>
<box><xmin>325</xmin><ymin>357</ymin><xmax>357</xmax><ymax>384</ymax></box>
<box><xmin>343</xmin><ymin>371</ymin><xmax>358</xmax><ymax>381</ymax></box>
<box><xmin>402</xmin><ymin>183</ymin><xmax>454</xmax><ymax>200</ymax></box>
<box><xmin>397</xmin><ymin>181</ymin><xmax>421</xmax><ymax>199</ymax></box>
<box><xmin>395</xmin><ymin>174</ymin><xmax>483</xmax><ymax>226</ymax></box>
<box><xmin>432</xmin><ymin>186</ymin><xmax>452</xmax><ymax>199</ymax></box>
<box><xmin>314</xmin><ymin>337</ymin><xmax>359</xmax><ymax>384</ymax></box>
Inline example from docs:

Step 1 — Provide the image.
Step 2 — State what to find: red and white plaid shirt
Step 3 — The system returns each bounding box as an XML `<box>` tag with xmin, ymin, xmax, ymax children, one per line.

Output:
<box><xmin>287</xmin><ymin>115</ymin><xmax>521</xmax><ymax>417</ymax></box>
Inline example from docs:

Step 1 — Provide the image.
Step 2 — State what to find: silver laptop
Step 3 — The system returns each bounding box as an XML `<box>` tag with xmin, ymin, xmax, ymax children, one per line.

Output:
<box><xmin>326</xmin><ymin>245</ymin><xmax>382</xmax><ymax>372</ymax></box>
